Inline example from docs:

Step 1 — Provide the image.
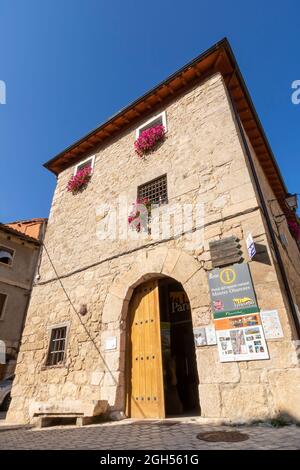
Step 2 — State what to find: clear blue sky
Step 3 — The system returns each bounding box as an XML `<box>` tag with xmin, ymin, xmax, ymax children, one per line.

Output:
<box><xmin>1</xmin><ymin>0</ymin><xmax>299</xmax><ymax>222</ymax></box>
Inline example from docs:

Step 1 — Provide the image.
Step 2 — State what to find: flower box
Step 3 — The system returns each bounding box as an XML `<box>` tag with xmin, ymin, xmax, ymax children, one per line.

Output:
<box><xmin>67</xmin><ymin>166</ymin><xmax>92</xmax><ymax>194</ymax></box>
<box><xmin>134</xmin><ymin>124</ymin><xmax>165</xmax><ymax>157</ymax></box>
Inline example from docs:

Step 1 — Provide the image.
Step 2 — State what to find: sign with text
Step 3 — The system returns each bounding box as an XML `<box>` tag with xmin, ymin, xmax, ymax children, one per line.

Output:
<box><xmin>208</xmin><ymin>263</ymin><xmax>259</xmax><ymax>319</ymax></box>
<box><xmin>169</xmin><ymin>291</ymin><xmax>190</xmax><ymax>314</ymax></box>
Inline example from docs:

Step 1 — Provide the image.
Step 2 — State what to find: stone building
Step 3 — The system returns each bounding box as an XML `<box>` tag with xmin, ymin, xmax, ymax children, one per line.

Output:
<box><xmin>0</xmin><ymin>219</ymin><xmax>47</xmax><ymax>380</ymax></box>
<box><xmin>7</xmin><ymin>39</ymin><xmax>300</xmax><ymax>425</ymax></box>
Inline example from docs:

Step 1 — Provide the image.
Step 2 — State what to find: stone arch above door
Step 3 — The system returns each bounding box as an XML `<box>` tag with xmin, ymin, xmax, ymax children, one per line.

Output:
<box><xmin>101</xmin><ymin>246</ymin><xmax>210</xmax><ymax>326</ymax></box>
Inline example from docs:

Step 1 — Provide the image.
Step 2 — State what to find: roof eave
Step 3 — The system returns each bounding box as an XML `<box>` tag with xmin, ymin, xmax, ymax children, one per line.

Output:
<box><xmin>43</xmin><ymin>38</ymin><xmax>288</xmax><ymax>206</ymax></box>
<box><xmin>44</xmin><ymin>38</ymin><xmax>228</xmax><ymax>174</ymax></box>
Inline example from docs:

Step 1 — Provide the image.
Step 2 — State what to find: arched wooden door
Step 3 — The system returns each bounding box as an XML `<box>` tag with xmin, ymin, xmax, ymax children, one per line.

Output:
<box><xmin>126</xmin><ymin>280</ymin><xmax>165</xmax><ymax>419</ymax></box>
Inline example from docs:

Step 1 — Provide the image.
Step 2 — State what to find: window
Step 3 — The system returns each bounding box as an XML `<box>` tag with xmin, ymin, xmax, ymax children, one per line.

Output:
<box><xmin>0</xmin><ymin>293</ymin><xmax>7</xmax><ymax>319</ymax></box>
<box><xmin>0</xmin><ymin>246</ymin><xmax>14</xmax><ymax>266</ymax></box>
<box><xmin>138</xmin><ymin>174</ymin><xmax>168</xmax><ymax>206</ymax></box>
<box><xmin>74</xmin><ymin>155</ymin><xmax>95</xmax><ymax>176</ymax></box>
<box><xmin>46</xmin><ymin>326</ymin><xmax>67</xmax><ymax>366</ymax></box>
<box><xmin>136</xmin><ymin>111</ymin><xmax>167</xmax><ymax>138</ymax></box>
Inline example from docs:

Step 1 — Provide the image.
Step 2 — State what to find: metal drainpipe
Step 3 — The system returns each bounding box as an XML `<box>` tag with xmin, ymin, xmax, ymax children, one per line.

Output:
<box><xmin>228</xmin><ymin>81</ymin><xmax>300</xmax><ymax>339</ymax></box>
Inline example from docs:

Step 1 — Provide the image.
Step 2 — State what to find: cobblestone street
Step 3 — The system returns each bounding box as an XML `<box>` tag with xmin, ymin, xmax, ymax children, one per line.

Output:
<box><xmin>0</xmin><ymin>419</ymin><xmax>299</xmax><ymax>450</ymax></box>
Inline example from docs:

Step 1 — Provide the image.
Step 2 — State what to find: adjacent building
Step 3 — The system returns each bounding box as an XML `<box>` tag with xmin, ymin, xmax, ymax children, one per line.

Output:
<box><xmin>0</xmin><ymin>219</ymin><xmax>47</xmax><ymax>380</ymax></box>
<box><xmin>7</xmin><ymin>39</ymin><xmax>300</xmax><ymax>425</ymax></box>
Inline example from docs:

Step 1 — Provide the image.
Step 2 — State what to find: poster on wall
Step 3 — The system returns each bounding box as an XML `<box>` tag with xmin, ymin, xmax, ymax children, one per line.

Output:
<box><xmin>214</xmin><ymin>312</ymin><xmax>269</xmax><ymax>362</ymax></box>
<box><xmin>193</xmin><ymin>325</ymin><xmax>217</xmax><ymax>347</ymax></box>
<box><xmin>260</xmin><ymin>310</ymin><xmax>284</xmax><ymax>339</ymax></box>
<box><xmin>208</xmin><ymin>263</ymin><xmax>259</xmax><ymax>318</ymax></box>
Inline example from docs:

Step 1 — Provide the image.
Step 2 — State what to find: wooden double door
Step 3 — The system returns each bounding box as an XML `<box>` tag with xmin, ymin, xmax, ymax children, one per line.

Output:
<box><xmin>126</xmin><ymin>280</ymin><xmax>165</xmax><ymax>419</ymax></box>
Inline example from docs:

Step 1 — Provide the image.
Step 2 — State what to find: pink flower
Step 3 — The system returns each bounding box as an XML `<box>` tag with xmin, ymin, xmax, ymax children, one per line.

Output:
<box><xmin>67</xmin><ymin>165</ymin><xmax>92</xmax><ymax>194</ymax></box>
<box><xmin>128</xmin><ymin>198</ymin><xmax>151</xmax><ymax>232</ymax></box>
<box><xmin>134</xmin><ymin>124</ymin><xmax>165</xmax><ymax>157</ymax></box>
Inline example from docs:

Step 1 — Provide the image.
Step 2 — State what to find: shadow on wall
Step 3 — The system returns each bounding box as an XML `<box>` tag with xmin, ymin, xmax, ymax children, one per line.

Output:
<box><xmin>252</xmin><ymin>243</ymin><xmax>272</xmax><ymax>265</ymax></box>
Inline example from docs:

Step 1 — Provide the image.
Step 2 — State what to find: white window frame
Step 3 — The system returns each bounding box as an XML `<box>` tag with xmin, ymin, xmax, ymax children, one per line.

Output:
<box><xmin>74</xmin><ymin>155</ymin><xmax>95</xmax><ymax>176</ymax></box>
<box><xmin>0</xmin><ymin>244</ymin><xmax>15</xmax><ymax>268</ymax></box>
<box><xmin>0</xmin><ymin>292</ymin><xmax>8</xmax><ymax>321</ymax></box>
<box><xmin>136</xmin><ymin>111</ymin><xmax>167</xmax><ymax>139</ymax></box>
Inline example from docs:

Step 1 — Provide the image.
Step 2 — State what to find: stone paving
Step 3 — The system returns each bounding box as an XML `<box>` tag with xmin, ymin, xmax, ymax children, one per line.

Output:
<box><xmin>0</xmin><ymin>418</ymin><xmax>300</xmax><ymax>450</ymax></box>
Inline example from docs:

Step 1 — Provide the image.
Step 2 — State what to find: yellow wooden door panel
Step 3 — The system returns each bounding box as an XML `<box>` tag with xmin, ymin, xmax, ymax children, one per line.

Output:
<box><xmin>127</xmin><ymin>280</ymin><xmax>165</xmax><ymax>419</ymax></box>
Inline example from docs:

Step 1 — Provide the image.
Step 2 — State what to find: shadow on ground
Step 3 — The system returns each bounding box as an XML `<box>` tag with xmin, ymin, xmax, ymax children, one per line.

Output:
<box><xmin>0</xmin><ymin>413</ymin><xmax>299</xmax><ymax>450</ymax></box>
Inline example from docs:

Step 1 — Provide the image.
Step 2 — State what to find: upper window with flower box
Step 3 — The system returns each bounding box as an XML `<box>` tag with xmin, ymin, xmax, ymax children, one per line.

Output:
<box><xmin>67</xmin><ymin>156</ymin><xmax>95</xmax><ymax>195</ymax></box>
<box><xmin>134</xmin><ymin>112</ymin><xmax>167</xmax><ymax>158</ymax></box>
<box><xmin>74</xmin><ymin>155</ymin><xmax>95</xmax><ymax>176</ymax></box>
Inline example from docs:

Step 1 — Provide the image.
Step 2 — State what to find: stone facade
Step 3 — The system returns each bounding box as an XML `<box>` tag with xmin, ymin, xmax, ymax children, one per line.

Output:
<box><xmin>6</xmin><ymin>72</ymin><xmax>300</xmax><ymax>424</ymax></box>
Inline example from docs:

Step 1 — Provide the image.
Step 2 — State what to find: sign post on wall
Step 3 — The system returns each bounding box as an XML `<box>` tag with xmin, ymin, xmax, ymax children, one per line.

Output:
<box><xmin>246</xmin><ymin>233</ymin><xmax>256</xmax><ymax>259</ymax></box>
<box><xmin>208</xmin><ymin>263</ymin><xmax>269</xmax><ymax>362</ymax></box>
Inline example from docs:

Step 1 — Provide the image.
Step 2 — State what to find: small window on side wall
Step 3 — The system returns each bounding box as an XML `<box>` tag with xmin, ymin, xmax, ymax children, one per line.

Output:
<box><xmin>46</xmin><ymin>326</ymin><xmax>68</xmax><ymax>366</ymax></box>
<box><xmin>0</xmin><ymin>293</ymin><xmax>7</xmax><ymax>319</ymax></box>
<box><xmin>0</xmin><ymin>246</ymin><xmax>14</xmax><ymax>266</ymax></box>
<box><xmin>136</xmin><ymin>111</ymin><xmax>167</xmax><ymax>138</ymax></box>
<box><xmin>74</xmin><ymin>155</ymin><xmax>95</xmax><ymax>176</ymax></box>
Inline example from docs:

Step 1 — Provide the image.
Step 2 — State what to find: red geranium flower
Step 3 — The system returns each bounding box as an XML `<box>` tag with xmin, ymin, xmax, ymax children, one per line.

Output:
<box><xmin>67</xmin><ymin>166</ymin><xmax>92</xmax><ymax>194</ymax></box>
<box><xmin>128</xmin><ymin>197</ymin><xmax>151</xmax><ymax>232</ymax></box>
<box><xmin>134</xmin><ymin>125</ymin><xmax>165</xmax><ymax>157</ymax></box>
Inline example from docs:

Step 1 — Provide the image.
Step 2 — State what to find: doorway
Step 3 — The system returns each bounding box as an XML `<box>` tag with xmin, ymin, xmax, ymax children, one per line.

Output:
<box><xmin>126</xmin><ymin>277</ymin><xmax>200</xmax><ymax>419</ymax></box>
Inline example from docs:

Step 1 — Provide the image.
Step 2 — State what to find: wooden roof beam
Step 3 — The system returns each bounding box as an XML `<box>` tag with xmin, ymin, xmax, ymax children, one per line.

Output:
<box><xmin>237</xmin><ymin>106</ymin><xmax>251</xmax><ymax>114</ymax></box>
<box><xmin>194</xmin><ymin>65</ymin><xmax>203</xmax><ymax>78</ymax></box>
<box><xmin>213</xmin><ymin>51</ymin><xmax>223</xmax><ymax>70</ymax></box>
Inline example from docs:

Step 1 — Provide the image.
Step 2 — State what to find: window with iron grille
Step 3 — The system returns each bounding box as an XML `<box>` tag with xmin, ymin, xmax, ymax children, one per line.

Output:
<box><xmin>46</xmin><ymin>326</ymin><xmax>67</xmax><ymax>366</ymax></box>
<box><xmin>138</xmin><ymin>174</ymin><xmax>168</xmax><ymax>206</ymax></box>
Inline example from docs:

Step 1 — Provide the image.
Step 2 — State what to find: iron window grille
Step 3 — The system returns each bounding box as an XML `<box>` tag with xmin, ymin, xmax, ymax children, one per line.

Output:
<box><xmin>138</xmin><ymin>174</ymin><xmax>168</xmax><ymax>206</ymax></box>
<box><xmin>46</xmin><ymin>326</ymin><xmax>67</xmax><ymax>366</ymax></box>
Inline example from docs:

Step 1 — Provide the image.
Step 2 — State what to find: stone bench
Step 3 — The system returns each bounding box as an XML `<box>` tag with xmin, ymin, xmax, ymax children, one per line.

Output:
<box><xmin>29</xmin><ymin>400</ymin><xmax>108</xmax><ymax>427</ymax></box>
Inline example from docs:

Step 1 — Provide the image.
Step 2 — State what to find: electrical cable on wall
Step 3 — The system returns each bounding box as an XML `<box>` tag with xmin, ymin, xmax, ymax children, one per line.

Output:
<box><xmin>42</xmin><ymin>243</ymin><xmax>118</xmax><ymax>386</ymax></box>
